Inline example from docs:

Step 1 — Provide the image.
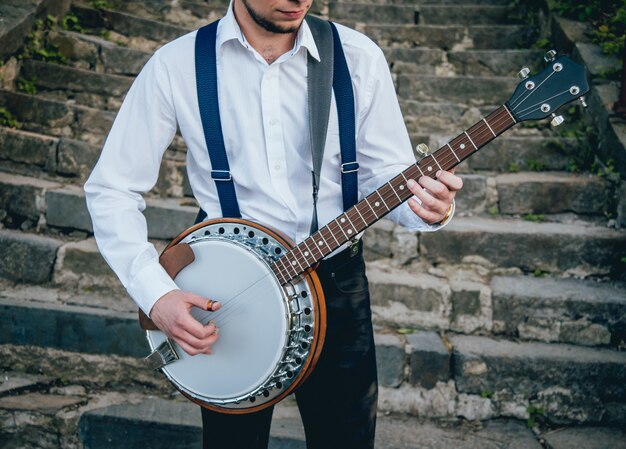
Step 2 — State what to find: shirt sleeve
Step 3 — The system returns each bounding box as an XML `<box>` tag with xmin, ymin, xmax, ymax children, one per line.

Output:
<box><xmin>355</xmin><ymin>47</ymin><xmax>454</xmax><ymax>232</ymax></box>
<box><xmin>84</xmin><ymin>50</ymin><xmax>180</xmax><ymax>316</ymax></box>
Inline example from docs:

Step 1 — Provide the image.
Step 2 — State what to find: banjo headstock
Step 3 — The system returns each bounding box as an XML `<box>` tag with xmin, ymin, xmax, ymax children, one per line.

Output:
<box><xmin>505</xmin><ymin>52</ymin><xmax>590</xmax><ymax>125</ymax></box>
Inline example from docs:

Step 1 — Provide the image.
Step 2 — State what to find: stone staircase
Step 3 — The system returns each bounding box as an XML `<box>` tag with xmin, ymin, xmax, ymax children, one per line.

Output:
<box><xmin>1</xmin><ymin>0</ymin><xmax>625</xmax><ymax>448</ymax></box>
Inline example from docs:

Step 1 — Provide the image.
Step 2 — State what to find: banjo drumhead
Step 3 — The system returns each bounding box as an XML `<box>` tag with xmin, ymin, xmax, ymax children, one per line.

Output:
<box><xmin>149</xmin><ymin>238</ymin><xmax>288</xmax><ymax>401</ymax></box>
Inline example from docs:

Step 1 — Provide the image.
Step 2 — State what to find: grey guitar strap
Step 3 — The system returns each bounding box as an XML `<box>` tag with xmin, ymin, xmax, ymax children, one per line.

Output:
<box><xmin>305</xmin><ymin>15</ymin><xmax>334</xmax><ymax>235</ymax></box>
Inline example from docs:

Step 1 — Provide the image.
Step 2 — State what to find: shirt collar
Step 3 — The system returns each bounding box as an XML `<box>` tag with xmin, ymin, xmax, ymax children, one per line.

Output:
<box><xmin>217</xmin><ymin>1</ymin><xmax>320</xmax><ymax>62</ymax></box>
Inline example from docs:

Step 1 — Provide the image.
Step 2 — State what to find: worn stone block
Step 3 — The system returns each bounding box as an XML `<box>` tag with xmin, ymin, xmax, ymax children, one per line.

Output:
<box><xmin>144</xmin><ymin>198</ymin><xmax>197</xmax><ymax>240</ymax></box>
<box><xmin>617</xmin><ymin>181</ymin><xmax>626</xmax><ymax>229</ymax></box>
<box><xmin>491</xmin><ymin>276</ymin><xmax>626</xmax><ymax>346</ymax></box>
<box><xmin>455</xmin><ymin>174</ymin><xmax>487</xmax><ymax>214</ymax></box>
<box><xmin>56</xmin><ymin>137</ymin><xmax>100</xmax><ymax>180</ymax></box>
<box><xmin>451</xmin><ymin>335</ymin><xmax>626</xmax><ymax>406</ymax></box>
<box><xmin>368</xmin><ymin>261</ymin><xmax>451</xmax><ymax>329</ymax></box>
<box><xmin>46</xmin><ymin>186</ymin><xmax>93</xmax><ymax>232</ymax></box>
<box><xmin>0</xmin><ymin>392</ymin><xmax>84</xmax><ymax>414</ymax></box>
<box><xmin>53</xmin><ymin>239</ymin><xmax>117</xmax><ymax>289</ymax></box>
<box><xmin>496</xmin><ymin>172</ymin><xmax>608</xmax><ymax>215</ymax></box>
<box><xmin>418</xmin><ymin>5</ymin><xmax>513</xmax><ymax>25</ymax></box>
<box><xmin>362</xmin><ymin>219</ymin><xmax>395</xmax><ymax>261</ymax></box>
<box><xmin>79</xmin><ymin>399</ymin><xmax>202</xmax><ymax>449</ymax></box>
<box><xmin>448</xmin><ymin>49</ymin><xmax>543</xmax><ymax>77</ymax></box>
<box><xmin>0</xmin><ymin>230</ymin><xmax>61</xmax><ymax>283</ymax></box>
<box><xmin>544</xmin><ymin>427</ymin><xmax>626</xmax><ymax>449</ymax></box>
<box><xmin>329</xmin><ymin>3</ymin><xmax>416</xmax><ymax>24</ymax></box>
<box><xmin>397</xmin><ymin>75</ymin><xmax>516</xmax><ymax>105</ymax></box>
<box><xmin>0</xmin><ymin>173</ymin><xmax>59</xmax><ymax>221</ymax></box>
<box><xmin>0</xmin><ymin>90</ymin><xmax>74</xmax><ymax>132</ymax></box>
<box><xmin>449</xmin><ymin>280</ymin><xmax>491</xmax><ymax>334</ymax></box>
<box><xmin>0</xmin><ymin>127</ymin><xmax>58</xmax><ymax>169</ymax></box>
<box><xmin>374</xmin><ymin>332</ymin><xmax>405</xmax><ymax>388</ymax></box>
<box><xmin>406</xmin><ymin>331</ymin><xmax>450</xmax><ymax>389</ymax></box>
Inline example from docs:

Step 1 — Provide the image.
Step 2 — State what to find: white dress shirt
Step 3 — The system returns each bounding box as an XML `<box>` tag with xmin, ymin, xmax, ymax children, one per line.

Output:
<box><xmin>84</xmin><ymin>5</ymin><xmax>452</xmax><ymax>316</ymax></box>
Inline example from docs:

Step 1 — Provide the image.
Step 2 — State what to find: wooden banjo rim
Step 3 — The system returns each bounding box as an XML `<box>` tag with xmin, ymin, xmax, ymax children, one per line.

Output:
<box><xmin>162</xmin><ymin>217</ymin><xmax>327</xmax><ymax>414</ymax></box>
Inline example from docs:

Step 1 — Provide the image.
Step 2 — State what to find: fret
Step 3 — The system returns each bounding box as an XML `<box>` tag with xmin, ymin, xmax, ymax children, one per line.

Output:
<box><xmin>327</xmin><ymin>222</ymin><xmax>342</xmax><ymax>246</ymax></box>
<box><xmin>364</xmin><ymin>197</ymin><xmax>379</xmax><ymax>219</ymax></box>
<box><xmin>353</xmin><ymin>204</ymin><xmax>368</xmax><ymax>228</ymax></box>
<box><xmin>388</xmin><ymin>181</ymin><xmax>402</xmax><ymax>202</ymax></box>
<box><xmin>464</xmin><ymin>131</ymin><xmax>478</xmax><ymax>150</ymax></box>
<box><xmin>334</xmin><ymin>218</ymin><xmax>349</xmax><ymax>240</ymax></box>
<box><xmin>483</xmin><ymin>118</ymin><xmax>496</xmax><ymax>137</ymax></box>
<box><xmin>289</xmin><ymin>252</ymin><xmax>305</xmax><ymax>272</ymax></box>
<box><xmin>376</xmin><ymin>190</ymin><xmax>390</xmax><ymax>211</ymax></box>
<box><xmin>302</xmin><ymin>239</ymin><xmax>316</xmax><ymax>260</ymax></box>
<box><xmin>278</xmin><ymin>256</ymin><xmax>296</xmax><ymax>280</ymax></box>
<box><xmin>447</xmin><ymin>143</ymin><xmax>461</xmax><ymax>162</ymax></box>
<box><xmin>503</xmin><ymin>104</ymin><xmax>517</xmax><ymax>123</ymax></box>
<box><xmin>314</xmin><ymin>231</ymin><xmax>331</xmax><ymax>254</ymax></box>
<box><xmin>431</xmin><ymin>154</ymin><xmax>443</xmax><ymax>172</ymax></box>
<box><xmin>415</xmin><ymin>163</ymin><xmax>425</xmax><ymax>177</ymax></box>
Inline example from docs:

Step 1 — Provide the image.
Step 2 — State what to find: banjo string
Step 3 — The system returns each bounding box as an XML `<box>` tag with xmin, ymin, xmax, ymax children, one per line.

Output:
<box><xmin>213</xmin><ymin>281</ymin><xmax>278</xmax><ymax>330</ymax></box>
<box><xmin>192</xmin><ymin>269</ymin><xmax>275</xmax><ymax>324</ymax></box>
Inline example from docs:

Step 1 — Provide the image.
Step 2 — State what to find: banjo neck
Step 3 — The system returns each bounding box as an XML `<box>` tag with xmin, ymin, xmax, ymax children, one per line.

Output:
<box><xmin>271</xmin><ymin>105</ymin><xmax>516</xmax><ymax>285</ymax></box>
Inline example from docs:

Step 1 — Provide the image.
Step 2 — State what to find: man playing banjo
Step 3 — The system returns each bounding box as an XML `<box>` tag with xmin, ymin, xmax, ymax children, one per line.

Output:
<box><xmin>85</xmin><ymin>0</ymin><xmax>463</xmax><ymax>447</ymax></box>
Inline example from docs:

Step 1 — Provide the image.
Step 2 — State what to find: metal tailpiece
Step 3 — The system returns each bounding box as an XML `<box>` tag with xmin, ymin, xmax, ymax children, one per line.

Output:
<box><xmin>145</xmin><ymin>339</ymin><xmax>180</xmax><ymax>370</ymax></box>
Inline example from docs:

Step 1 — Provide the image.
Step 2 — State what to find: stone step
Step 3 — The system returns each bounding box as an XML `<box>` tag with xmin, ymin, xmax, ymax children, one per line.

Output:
<box><xmin>0</xmin><ymin>127</ymin><xmax>101</xmax><ymax>182</ymax></box>
<box><xmin>329</xmin><ymin>3</ymin><xmax>417</xmax><ymax>25</ymax></box>
<box><xmin>400</xmin><ymin>100</ymin><xmax>552</xmax><ymax>136</ymax></box>
<box><xmin>385</xmin><ymin>48</ymin><xmax>543</xmax><ymax>77</ymax></box>
<box><xmin>364</xmin><ymin>24</ymin><xmax>535</xmax><ymax>50</ymax></box>
<box><xmin>0</xmin><ymin>229</ymin><xmax>62</xmax><ymax>284</ymax></box>
<box><xmin>416</xmin><ymin>5</ymin><xmax>517</xmax><ymax>26</ymax></box>
<box><xmin>418</xmin><ymin>217</ymin><xmax>626</xmax><ymax>279</ymax></box>
<box><xmin>450</xmin><ymin>334</ymin><xmax>626</xmax><ymax>424</ymax></box>
<box><xmin>0</xmin><ymin>89</ymin><xmax>114</xmax><ymax>146</ymax></box>
<box><xmin>77</xmin><ymin>397</ymin><xmax>543</xmax><ymax>449</ymax></box>
<box><xmin>49</xmin><ymin>29</ymin><xmax>151</xmax><ymax>76</ymax></box>
<box><xmin>71</xmin><ymin>4</ymin><xmax>190</xmax><ymax>50</ymax></box>
<box><xmin>491</xmin><ymin>275</ymin><xmax>626</xmax><ymax>347</ymax></box>
<box><xmin>462</xmin><ymin>135</ymin><xmax>577</xmax><ymax>173</ymax></box>
<box><xmin>103</xmin><ymin>0</ymin><xmax>227</xmax><ymax>30</ymax></box>
<box><xmin>19</xmin><ymin>59</ymin><xmax>133</xmax><ymax>110</ymax></box>
<box><xmin>334</xmin><ymin>0</ymin><xmax>513</xmax><ymax>5</ymax></box>
<box><xmin>494</xmin><ymin>172</ymin><xmax>610</xmax><ymax>215</ymax></box>
<box><xmin>397</xmin><ymin>74</ymin><xmax>518</xmax><ymax>105</ymax></box>
<box><xmin>43</xmin><ymin>183</ymin><xmax>197</xmax><ymax>239</ymax></box>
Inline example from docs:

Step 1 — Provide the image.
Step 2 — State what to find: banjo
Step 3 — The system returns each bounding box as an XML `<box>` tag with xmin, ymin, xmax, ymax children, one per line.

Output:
<box><xmin>139</xmin><ymin>53</ymin><xmax>589</xmax><ymax>413</ymax></box>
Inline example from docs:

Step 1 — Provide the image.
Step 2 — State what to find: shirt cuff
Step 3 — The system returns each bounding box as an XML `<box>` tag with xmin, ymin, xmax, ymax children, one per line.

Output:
<box><xmin>126</xmin><ymin>261</ymin><xmax>180</xmax><ymax>317</ymax></box>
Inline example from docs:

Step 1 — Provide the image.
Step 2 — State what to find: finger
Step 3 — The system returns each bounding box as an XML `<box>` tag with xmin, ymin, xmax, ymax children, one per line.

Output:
<box><xmin>176</xmin><ymin>312</ymin><xmax>219</xmax><ymax>340</ymax></box>
<box><xmin>408</xmin><ymin>197</ymin><xmax>445</xmax><ymax>224</ymax></box>
<box><xmin>172</xmin><ymin>324</ymin><xmax>217</xmax><ymax>352</ymax></box>
<box><xmin>410</xmin><ymin>181</ymin><xmax>448</xmax><ymax>215</ymax></box>
<box><xmin>436</xmin><ymin>170</ymin><xmax>463</xmax><ymax>191</ymax></box>
<box><xmin>183</xmin><ymin>293</ymin><xmax>221</xmax><ymax>312</ymax></box>
<box><xmin>418</xmin><ymin>176</ymin><xmax>453</xmax><ymax>201</ymax></box>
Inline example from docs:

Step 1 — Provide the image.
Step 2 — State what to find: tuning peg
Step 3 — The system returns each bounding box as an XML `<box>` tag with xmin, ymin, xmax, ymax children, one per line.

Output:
<box><xmin>517</xmin><ymin>67</ymin><xmax>530</xmax><ymax>80</ymax></box>
<box><xmin>579</xmin><ymin>96</ymin><xmax>588</xmax><ymax>108</ymax></box>
<box><xmin>544</xmin><ymin>50</ymin><xmax>557</xmax><ymax>62</ymax></box>
<box><xmin>416</xmin><ymin>143</ymin><xmax>430</xmax><ymax>156</ymax></box>
<box><xmin>550</xmin><ymin>113</ymin><xmax>564</xmax><ymax>127</ymax></box>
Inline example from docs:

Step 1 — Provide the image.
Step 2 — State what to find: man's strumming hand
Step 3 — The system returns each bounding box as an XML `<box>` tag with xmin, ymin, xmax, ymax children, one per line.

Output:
<box><xmin>150</xmin><ymin>290</ymin><xmax>221</xmax><ymax>356</ymax></box>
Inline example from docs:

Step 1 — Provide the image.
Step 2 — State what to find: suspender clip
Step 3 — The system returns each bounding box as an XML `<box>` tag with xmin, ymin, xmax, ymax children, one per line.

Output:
<box><xmin>211</xmin><ymin>170</ymin><xmax>232</xmax><ymax>181</ymax></box>
<box><xmin>341</xmin><ymin>162</ymin><xmax>359</xmax><ymax>174</ymax></box>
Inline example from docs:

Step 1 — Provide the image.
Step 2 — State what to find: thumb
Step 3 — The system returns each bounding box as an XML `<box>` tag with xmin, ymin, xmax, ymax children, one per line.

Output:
<box><xmin>184</xmin><ymin>293</ymin><xmax>221</xmax><ymax>312</ymax></box>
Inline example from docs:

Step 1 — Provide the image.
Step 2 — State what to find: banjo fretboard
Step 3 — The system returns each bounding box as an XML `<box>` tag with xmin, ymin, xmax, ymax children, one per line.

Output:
<box><xmin>271</xmin><ymin>105</ymin><xmax>517</xmax><ymax>285</ymax></box>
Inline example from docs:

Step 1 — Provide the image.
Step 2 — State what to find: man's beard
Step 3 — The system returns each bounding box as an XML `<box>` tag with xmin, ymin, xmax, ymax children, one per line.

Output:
<box><xmin>241</xmin><ymin>0</ymin><xmax>302</xmax><ymax>34</ymax></box>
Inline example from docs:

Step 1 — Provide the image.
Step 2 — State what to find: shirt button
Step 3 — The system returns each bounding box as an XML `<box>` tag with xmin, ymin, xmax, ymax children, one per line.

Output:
<box><xmin>269</xmin><ymin>119</ymin><xmax>278</xmax><ymax>126</ymax></box>
<box><xmin>274</xmin><ymin>165</ymin><xmax>281</xmax><ymax>170</ymax></box>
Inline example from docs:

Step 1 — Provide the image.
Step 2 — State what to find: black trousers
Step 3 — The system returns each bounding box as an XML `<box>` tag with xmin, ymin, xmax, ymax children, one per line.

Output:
<box><xmin>201</xmin><ymin>242</ymin><xmax>378</xmax><ymax>449</ymax></box>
